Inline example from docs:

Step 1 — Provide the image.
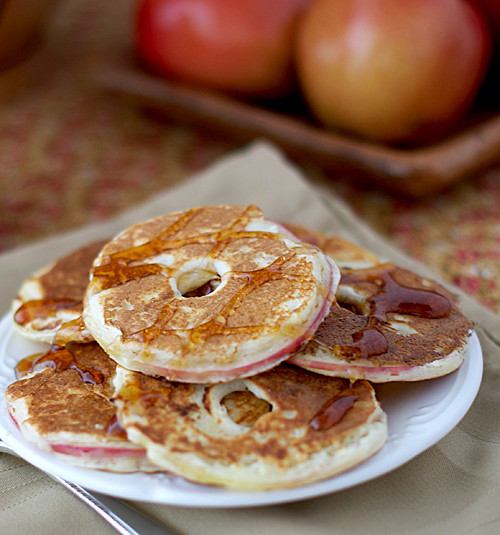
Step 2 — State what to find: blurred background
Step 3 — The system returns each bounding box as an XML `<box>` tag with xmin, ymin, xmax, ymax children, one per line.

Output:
<box><xmin>0</xmin><ymin>0</ymin><xmax>499</xmax><ymax>313</ymax></box>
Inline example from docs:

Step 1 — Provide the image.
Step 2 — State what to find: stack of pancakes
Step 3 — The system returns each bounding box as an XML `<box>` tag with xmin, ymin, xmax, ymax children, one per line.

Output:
<box><xmin>5</xmin><ymin>205</ymin><xmax>473</xmax><ymax>490</ymax></box>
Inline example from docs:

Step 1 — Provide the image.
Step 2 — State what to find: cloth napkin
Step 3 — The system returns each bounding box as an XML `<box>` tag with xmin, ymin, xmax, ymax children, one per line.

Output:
<box><xmin>1</xmin><ymin>142</ymin><xmax>499</xmax><ymax>535</ymax></box>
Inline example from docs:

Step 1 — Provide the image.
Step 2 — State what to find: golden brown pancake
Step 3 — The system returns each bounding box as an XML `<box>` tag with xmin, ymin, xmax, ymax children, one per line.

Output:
<box><xmin>12</xmin><ymin>240</ymin><xmax>106</xmax><ymax>344</ymax></box>
<box><xmin>5</xmin><ymin>342</ymin><xmax>157</xmax><ymax>472</ymax></box>
<box><xmin>84</xmin><ymin>205</ymin><xmax>338</xmax><ymax>383</ymax></box>
<box><xmin>285</xmin><ymin>224</ymin><xmax>474</xmax><ymax>381</ymax></box>
<box><xmin>283</xmin><ymin>223</ymin><xmax>379</xmax><ymax>269</ymax></box>
<box><xmin>112</xmin><ymin>363</ymin><xmax>387</xmax><ymax>490</ymax></box>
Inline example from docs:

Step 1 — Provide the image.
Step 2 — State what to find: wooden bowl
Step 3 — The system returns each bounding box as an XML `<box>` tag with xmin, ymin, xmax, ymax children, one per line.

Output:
<box><xmin>95</xmin><ymin>60</ymin><xmax>500</xmax><ymax>197</ymax></box>
<box><xmin>0</xmin><ymin>0</ymin><xmax>58</xmax><ymax>70</ymax></box>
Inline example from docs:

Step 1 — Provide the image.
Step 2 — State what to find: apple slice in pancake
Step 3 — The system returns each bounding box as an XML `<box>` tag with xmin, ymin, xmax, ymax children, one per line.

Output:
<box><xmin>5</xmin><ymin>342</ymin><xmax>157</xmax><ymax>472</ymax></box>
<box><xmin>112</xmin><ymin>363</ymin><xmax>387</xmax><ymax>490</ymax></box>
<box><xmin>289</xmin><ymin>263</ymin><xmax>474</xmax><ymax>382</ymax></box>
<box><xmin>282</xmin><ymin>223</ymin><xmax>379</xmax><ymax>269</ymax></box>
<box><xmin>84</xmin><ymin>205</ymin><xmax>339</xmax><ymax>383</ymax></box>
<box><xmin>12</xmin><ymin>240</ymin><xmax>107</xmax><ymax>344</ymax></box>
<box><xmin>281</xmin><ymin>224</ymin><xmax>473</xmax><ymax>381</ymax></box>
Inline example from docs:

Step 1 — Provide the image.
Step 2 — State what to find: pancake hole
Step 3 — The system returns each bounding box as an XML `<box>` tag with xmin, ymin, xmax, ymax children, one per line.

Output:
<box><xmin>183</xmin><ymin>278</ymin><xmax>221</xmax><ymax>297</ymax></box>
<box><xmin>178</xmin><ymin>270</ymin><xmax>221</xmax><ymax>298</ymax></box>
<box><xmin>221</xmin><ymin>390</ymin><xmax>272</xmax><ymax>427</ymax></box>
<box><xmin>338</xmin><ymin>300</ymin><xmax>361</xmax><ymax>314</ymax></box>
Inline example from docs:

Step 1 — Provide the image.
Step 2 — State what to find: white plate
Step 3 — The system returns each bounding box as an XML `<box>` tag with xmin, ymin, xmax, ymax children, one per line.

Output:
<box><xmin>0</xmin><ymin>313</ymin><xmax>483</xmax><ymax>507</ymax></box>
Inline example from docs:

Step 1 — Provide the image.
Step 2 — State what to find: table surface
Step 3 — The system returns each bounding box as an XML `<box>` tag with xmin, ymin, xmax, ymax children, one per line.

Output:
<box><xmin>1</xmin><ymin>0</ymin><xmax>499</xmax><ymax>315</ymax></box>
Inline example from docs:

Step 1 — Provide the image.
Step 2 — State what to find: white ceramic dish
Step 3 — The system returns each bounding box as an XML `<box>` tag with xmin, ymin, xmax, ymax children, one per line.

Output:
<box><xmin>0</xmin><ymin>314</ymin><xmax>483</xmax><ymax>507</ymax></box>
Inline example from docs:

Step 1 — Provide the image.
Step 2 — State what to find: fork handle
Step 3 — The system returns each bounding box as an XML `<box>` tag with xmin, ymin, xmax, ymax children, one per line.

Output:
<box><xmin>0</xmin><ymin>439</ymin><xmax>176</xmax><ymax>535</ymax></box>
<box><xmin>55</xmin><ymin>477</ymin><xmax>144</xmax><ymax>535</ymax></box>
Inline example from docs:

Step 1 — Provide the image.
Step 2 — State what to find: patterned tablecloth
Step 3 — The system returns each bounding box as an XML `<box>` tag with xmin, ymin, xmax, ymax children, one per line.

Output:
<box><xmin>1</xmin><ymin>0</ymin><xmax>499</xmax><ymax>314</ymax></box>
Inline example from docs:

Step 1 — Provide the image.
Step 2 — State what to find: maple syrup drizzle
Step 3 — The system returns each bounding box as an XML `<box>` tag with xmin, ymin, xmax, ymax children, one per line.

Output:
<box><xmin>106</xmin><ymin>414</ymin><xmax>127</xmax><ymax>439</ymax></box>
<box><xmin>337</xmin><ymin>319</ymin><xmax>389</xmax><ymax>358</ymax></box>
<box><xmin>94</xmin><ymin>228</ymin><xmax>294</xmax><ymax>290</ymax></box>
<box><xmin>101</xmin><ymin>208</ymin><xmax>204</xmax><ymax>268</ymax></box>
<box><xmin>320</xmin><ymin>264</ymin><xmax>452</xmax><ymax>359</ymax></box>
<box><xmin>92</xmin><ymin>206</ymin><xmax>310</xmax><ymax>294</ymax></box>
<box><xmin>53</xmin><ymin>316</ymin><xmax>89</xmax><ymax>345</ymax></box>
<box><xmin>186</xmin><ymin>257</ymin><xmax>297</xmax><ymax>346</ymax></box>
<box><xmin>14</xmin><ymin>344</ymin><xmax>105</xmax><ymax>384</ymax></box>
<box><xmin>14</xmin><ymin>353</ymin><xmax>43</xmax><ymax>379</ymax></box>
<box><xmin>310</xmin><ymin>392</ymin><xmax>358</xmax><ymax>431</ymax></box>
<box><xmin>125</xmin><ymin>253</ymin><xmax>302</xmax><ymax>349</ymax></box>
<box><xmin>91</xmin><ymin>208</ymin><xmax>320</xmax><ymax>353</ymax></box>
<box><xmin>14</xmin><ymin>298</ymin><xmax>82</xmax><ymax>326</ymax></box>
<box><xmin>97</xmin><ymin>207</ymin><xmax>252</xmax><ymax>275</ymax></box>
<box><xmin>93</xmin><ymin>260</ymin><xmax>170</xmax><ymax>290</ymax></box>
<box><xmin>341</xmin><ymin>263</ymin><xmax>452</xmax><ymax>322</ymax></box>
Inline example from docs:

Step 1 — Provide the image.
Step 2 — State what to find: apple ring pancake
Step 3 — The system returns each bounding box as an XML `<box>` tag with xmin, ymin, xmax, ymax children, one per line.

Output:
<box><xmin>5</xmin><ymin>342</ymin><xmax>157</xmax><ymax>472</ymax></box>
<box><xmin>112</xmin><ymin>363</ymin><xmax>387</xmax><ymax>490</ymax></box>
<box><xmin>286</xmin><ymin>225</ymin><xmax>473</xmax><ymax>381</ymax></box>
<box><xmin>12</xmin><ymin>240</ymin><xmax>106</xmax><ymax>344</ymax></box>
<box><xmin>84</xmin><ymin>205</ymin><xmax>338</xmax><ymax>383</ymax></box>
<box><xmin>283</xmin><ymin>223</ymin><xmax>379</xmax><ymax>269</ymax></box>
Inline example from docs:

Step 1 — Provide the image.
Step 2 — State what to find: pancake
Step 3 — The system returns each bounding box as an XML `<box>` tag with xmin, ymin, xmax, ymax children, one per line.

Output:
<box><xmin>12</xmin><ymin>240</ymin><xmax>106</xmax><ymax>344</ymax></box>
<box><xmin>286</xmin><ymin>224</ymin><xmax>474</xmax><ymax>381</ymax></box>
<box><xmin>283</xmin><ymin>223</ymin><xmax>378</xmax><ymax>269</ymax></box>
<box><xmin>112</xmin><ymin>363</ymin><xmax>387</xmax><ymax>490</ymax></box>
<box><xmin>5</xmin><ymin>342</ymin><xmax>157</xmax><ymax>472</ymax></box>
<box><xmin>83</xmin><ymin>205</ymin><xmax>338</xmax><ymax>383</ymax></box>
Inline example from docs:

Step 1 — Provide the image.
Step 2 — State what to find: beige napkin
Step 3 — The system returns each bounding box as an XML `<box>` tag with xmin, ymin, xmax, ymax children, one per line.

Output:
<box><xmin>1</xmin><ymin>142</ymin><xmax>499</xmax><ymax>535</ymax></box>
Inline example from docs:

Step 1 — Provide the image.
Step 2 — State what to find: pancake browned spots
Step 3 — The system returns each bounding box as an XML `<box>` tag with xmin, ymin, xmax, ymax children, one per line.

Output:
<box><xmin>5</xmin><ymin>342</ymin><xmax>156</xmax><ymax>472</ymax></box>
<box><xmin>13</xmin><ymin>240</ymin><xmax>106</xmax><ymax>342</ymax></box>
<box><xmin>84</xmin><ymin>206</ymin><xmax>338</xmax><ymax>383</ymax></box>
<box><xmin>288</xmin><ymin>224</ymin><xmax>474</xmax><ymax>382</ymax></box>
<box><xmin>112</xmin><ymin>364</ymin><xmax>387</xmax><ymax>489</ymax></box>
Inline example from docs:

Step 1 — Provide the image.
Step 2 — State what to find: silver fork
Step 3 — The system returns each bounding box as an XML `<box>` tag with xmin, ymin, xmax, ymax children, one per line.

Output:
<box><xmin>0</xmin><ymin>438</ymin><xmax>175</xmax><ymax>535</ymax></box>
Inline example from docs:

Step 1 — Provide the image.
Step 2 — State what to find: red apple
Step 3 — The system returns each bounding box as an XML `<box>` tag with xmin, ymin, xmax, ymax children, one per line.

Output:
<box><xmin>51</xmin><ymin>444</ymin><xmax>148</xmax><ymax>458</ymax></box>
<box><xmin>135</xmin><ymin>0</ymin><xmax>309</xmax><ymax>97</ymax></box>
<box><xmin>470</xmin><ymin>0</ymin><xmax>500</xmax><ymax>109</ymax></box>
<box><xmin>295</xmin><ymin>0</ymin><xmax>492</xmax><ymax>144</ymax></box>
<box><xmin>471</xmin><ymin>0</ymin><xmax>500</xmax><ymax>43</ymax></box>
